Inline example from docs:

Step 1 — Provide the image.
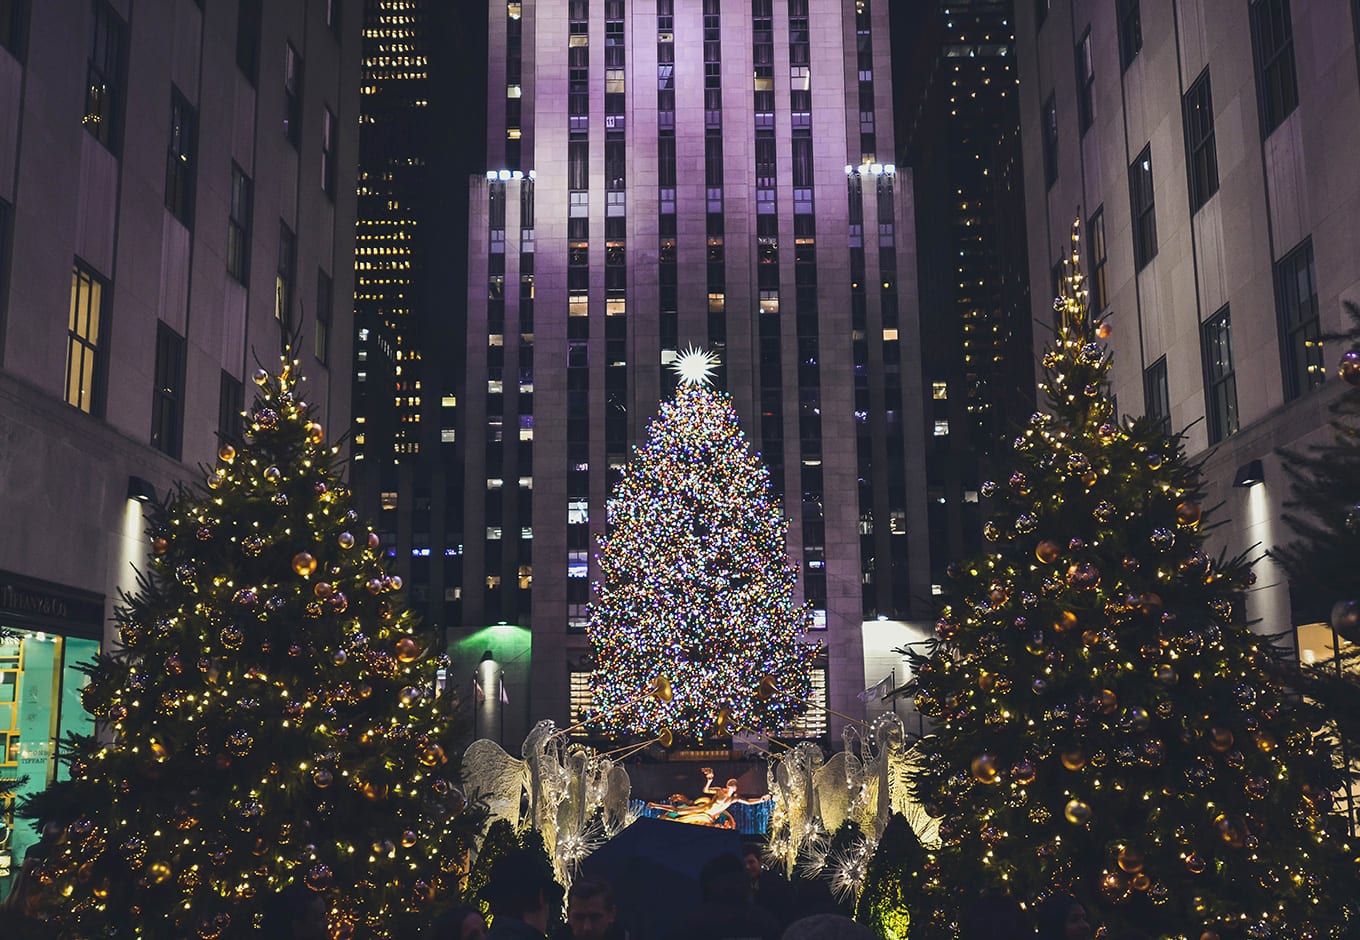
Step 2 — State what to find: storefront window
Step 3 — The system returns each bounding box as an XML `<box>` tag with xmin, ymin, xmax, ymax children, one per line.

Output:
<box><xmin>0</xmin><ymin>629</ymin><xmax>97</xmax><ymax>893</ymax></box>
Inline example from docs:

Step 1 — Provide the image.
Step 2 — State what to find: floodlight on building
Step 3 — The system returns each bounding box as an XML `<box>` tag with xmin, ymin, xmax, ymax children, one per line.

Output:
<box><xmin>1232</xmin><ymin>459</ymin><xmax>1265</xmax><ymax>488</ymax></box>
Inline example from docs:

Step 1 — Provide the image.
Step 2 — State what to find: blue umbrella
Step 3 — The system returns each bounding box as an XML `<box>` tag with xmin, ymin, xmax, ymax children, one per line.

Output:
<box><xmin>580</xmin><ymin>816</ymin><xmax>746</xmax><ymax>940</ymax></box>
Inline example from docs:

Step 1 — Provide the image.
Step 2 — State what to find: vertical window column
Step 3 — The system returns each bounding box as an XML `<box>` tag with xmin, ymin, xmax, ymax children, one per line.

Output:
<box><xmin>657</xmin><ymin>3</ymin><xmax>678</xmax><ymax>382</ymax></box>
<box><xmin>754</xmin><ymin>0</ymin><xmax>782</xmax><ymax>497</ymax></box>
<box><xmin>604</xmin><ymin>0</ymin><xmax>628</xmax><ymax>477</ymax></box>
<box><xmin>703</xmin><ymin>0</ymin><xmax>726</xmax><ymax>365</ymax></box>
<box><xmin>789</xmin><ymin>0</ymin><xmax>823</xmax><ymax>624</ymax></box>
<box><xmin>566</xmin><ymin>3</ymin><xmax>591</xmax><ymax>627</ymax></box>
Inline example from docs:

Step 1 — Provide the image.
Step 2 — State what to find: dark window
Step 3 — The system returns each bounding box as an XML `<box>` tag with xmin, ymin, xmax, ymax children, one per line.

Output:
<box><xmin>1275</xmin><ymin>238</ymin><xmax>1324</xmax><ymax>398</ymax></box>
<box><xmin>1143</xmin><ymin>356</ymin><xmax>1170</xmax><ymax>436</ymax></box>
<box><xmin>1200</xmin><ymin>306</ymin><xmax>1238</xmax><ymax>443</ymax></box>
<box><xmin>227</xmin><ymin>163</ymin><xmax>252</xmax><ymax>282</ymax></box>
<box><xmin>1117</xmin><ymin>0</ymin><xmax>1142</xmax><ymax>71</ymax></box>
<box><xmin>165</xmin><ymin>88</ymin><xmax>197</xmax><ymax>226</ymax></box>
<box><xmin>276</xmin><ymin>222</ymin><xmax>296</xmax><ymax>326</ymax></box>
<box><xmin>151</xmin><ymin>322</ymin><xmax>186</xmax><ymax>458</ymax></box>
<box><xmin>315</xmin><ymin>268</ymin><xmax>332</xmax><ymax>365</ymax></box>
<box><xmin>1128</xmin><ymin>145</ymin><xmax>1157</xmax><ymax>270</ymax></box>
<box><xmin>1075</xmin><ymin>30</ymin><xmax>1095</xmax><ymax>133</ymax></box>
<box><xmin>1042</xmin><ymin>93</ymin><xmax>1059</xmax><ymax>188</ymax></box>
<box><xmin>237</xmin><ymin>0</ymin><xmax>262</xmax><ymax>83</ymax></box>
<box><xmin>1087</xmin><ymin>207</ymin><xmax>1108</xmax><ymax>312</ymax></box>
<box><xmin>568</xmin><ymin>141</ymin><xmax>588</xmax><ymax>190</ymax></box>
<box><xmin>1035</xmin><ymin>0</ymin><xmax>1049</xmax><ymax>29</ymax></box>
<box><xmin>66</xmin><ymin>262</ymin><xmax>107</xmax><ymax>415</ymax></box>
<box><xmin>84</xmin><ymin>2</ymin><xmax>126</xmax><ymax>150</ymax></box>
<box><xmin>284</xmin><ymin>43</ymin><xmax>302</xmax><ymax>146</ymax></box>
<box><xmin>1</xmin><ymin>0</ymin><xmax>29</xmax><ymax>59</ymax></box>
<box><xmin>326</xmin><ymin>0</ymin><xmax>340</xmax><ymax>33</ymax></box>
<box><xmin>1182</xmin><ymin>68</ymin><xmax>1218</xmax><ymax>212</ymax></box>
<box><xmin>1250</xmin><ymin>0</ymin><xmax>1298</xmax><ymax>136</ymax></box>
<box><xmin>219</xmin><ymin>370</ymin><xmax>244</xmax><ymax>442</ymax></box>
<box><xmin>1354</xmin><ymin>0</ymin><xmax>1360</xmax><ymax>85</ymax></box>
<box><xmin>321</xmin><ymin>107</ymin><xmax>338</xmax><ymax>197</ymax></box>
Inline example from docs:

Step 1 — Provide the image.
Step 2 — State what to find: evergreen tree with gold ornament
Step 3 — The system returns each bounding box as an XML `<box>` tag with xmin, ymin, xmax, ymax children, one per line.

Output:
<box><xmin>904</xmin><ymin>224</ymin><xmax>1356</xmax><ymax>940</ymax></box>
<box><xmin>1273</xmin><ymin>303</ymin><xmax>1360</xmax><ymax>750</ymax></box>
<box><xmin>587</xmin><ymin>348</ymin><xmax>815</xmax><ymax>742</ymax></box>
<box><xmin>20</xmin><ymin>351</ymin><xmax>481</xmax><ymax>939</ymax></box>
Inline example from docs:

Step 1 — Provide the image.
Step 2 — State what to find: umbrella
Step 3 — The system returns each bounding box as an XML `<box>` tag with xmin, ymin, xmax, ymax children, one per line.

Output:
<box><xmin>580</xmin><ymin>816</ymin><xmax>746</xmax><ymax>940</ymax></box>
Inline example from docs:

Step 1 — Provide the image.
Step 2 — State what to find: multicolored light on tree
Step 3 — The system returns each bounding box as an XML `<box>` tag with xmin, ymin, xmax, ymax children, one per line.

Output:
<box><xmin>905</xmin><ymin>223</ymin><xmax>1357</xmax><ymax>940</ymax></box>
<box><xmin>20</xmin><ymin>353</ymin><xmax>480</xmax><ymax>939</ymax></box>
<box><xmin>587</xmin><ymin>367</ymin><xmax>814</xmax><ymax>742</ymax></box>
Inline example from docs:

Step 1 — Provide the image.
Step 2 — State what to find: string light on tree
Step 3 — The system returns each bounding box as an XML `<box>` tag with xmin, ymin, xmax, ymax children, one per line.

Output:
<box><xmin>20</xmin><ymin>348</ymin><xmax>482</xmax><ymax>940</ymax></box>
<box><xmin>902</xmin><ymin>221</ymin><xmax>1356</xmax><ymax>940</ymax></box>
<box><xmin>588</xmin><ymin>348</ymin><xmax>815</xmax><ymax>741</ymax></box>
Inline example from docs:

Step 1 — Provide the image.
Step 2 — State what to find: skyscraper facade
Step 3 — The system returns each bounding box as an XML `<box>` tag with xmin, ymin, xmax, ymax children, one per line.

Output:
<box><xmin>1014</xmin><ymin>1</ymin><xmax>1360</xmax><ymax>659</ymax></box>
<box><xmin>452</xmin><ymin>0</ymin><xmax>930</xmax><ymax>743</ymax></box>
<box><xmin>894</xmin><ymin>0</ymin><xmax>1035</xmax><ymax>595</ymax></box>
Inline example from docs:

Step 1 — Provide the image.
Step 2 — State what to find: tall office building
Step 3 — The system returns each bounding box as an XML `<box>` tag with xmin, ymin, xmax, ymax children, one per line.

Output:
<box><xmin>450</xmin><ymin>0</ymin><xmax>930</xmax><ymax>745</ymax></box>
<box><xmin>351</xmin><ymin>1</ymin><xmax>487</xmax><ymax>622</ymax></box>
<box><xmin>0</xmin><ymin>0</ymin><xmax>359</xmax><ymax>892</ymax></box>
<box><xmin>1015</xmin><ymin>2</ymin><xmax>1360</xmax><ymax>670</ymax></box>
<box><xmin>894</xmin><ymin>0</ymin><xmax>1035</xmax><ymax>594</ymax></box>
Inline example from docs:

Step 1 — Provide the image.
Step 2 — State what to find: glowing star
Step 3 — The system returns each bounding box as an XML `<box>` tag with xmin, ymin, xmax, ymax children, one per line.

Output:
<box><xmin>671</xmin><ymin>346</ymin><xmax>721</xmax><ymax>386</ymax></box>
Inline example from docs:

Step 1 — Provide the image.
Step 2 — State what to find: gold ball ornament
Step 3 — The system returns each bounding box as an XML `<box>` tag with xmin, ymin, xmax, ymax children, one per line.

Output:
<box><xmin>1117</xmin><ymin>845</ymin><xmax>1145</xmax><ymax>873</ymax></box>
<box><xmin>292</xmin><ymin>552</ymin><xmax>318</xmax><ymax>577</ymax></box>
<box><xmin>252</xmin><ymin>368</ymin><xmax>269</xmax><ymax>385</ymax></box>
<box><xmin>395</xmin><ymin>637</ymin><xmax>421</xmax><ymax>662</ymax></box>
<box><xmin>970</xmin><ymin>753</ymin><xmax>1001</xmax><ymax>784</ymax></box>
<box><xmin>360</xmin><ymin>781</ymin><xmax>388</xmax><ymax>801</ymax></box>
<box><xmin>304</xmin><ymin>864</ymin><xmax>333</xmax><ymax>890</ymax></box>
<box><xmin>217</xmin><ymin>443</ymin><xmax>236</xmax><ymax>463</ymax></box>
<box><xmin>419</xmin><ymin>744</ymin><xmax>447</xmax><ymax>767</ymax></box>
<box><xmin>1175</xmin><ymin>500</ymin><xmax>1203</xmax><ymax>526</ymax></box>
<box><xmin>1035</xmin><ymin>540</ymin><xmax>1061</xmax><ymax>564</ymax></box>
<box><xmin>306</xmin><ymin>422</ymin><xmax>325</xmax><ymax>444</ymax></box>
<box><xmin>1339</xmin><ymin>350</ymin><xmax>1360</xmax><ymax>386</ymax></box>
<box><xmin>401</xmin><ymin>831</ymin><xmax>418</xmax><ymax>848</ymax></box>
<box><xmin>1096</xmin><ymin>321</ymin><xmax>1112</xmax><ymax>339</ymax></box>
<box><xmin>1064</xmin><ymin>799</ymin><xmax>1092</xmax><ymax>825</ymax></box>
<box><xmin>1054</xmin><ymin>610</ymin><xmax>1079</xmax><ymax>633</ymax></box>
<box><xmin>153</xmin><ymin>536</ymin><xmax>169</xmax><ymax>555</ymax></box>
<box><xmin>367</xmin><ymin>532</ymin><xmax>381</xmax><ymax>550</ymax></box>
<box><xmin>1209</xmin><ymin>727</ymin><xmax>1234</xmax><ymax>752</ymax></box>
<box><xmin>338</xmin><ymin>532</ymin><xmax>356</xmax><ymax>550</ymax></box>
<box><xmin>1060</xmin><ymin>748</ymin><xmax>1087</xmax><ymax>771</ymax></box>
<box><xmin>263</xmin><ymin>466</ymin><xmax>282</xmax><ymax>484</ymax></box>
<box><xmin>146</xmin><ymin>861</ymin><xmax>173</xmax><ymax>885</ymax></box>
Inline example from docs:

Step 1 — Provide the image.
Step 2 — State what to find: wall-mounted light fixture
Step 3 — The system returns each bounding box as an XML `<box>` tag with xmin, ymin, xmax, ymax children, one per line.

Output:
<box><xmin>1232</xmin><ymin>459</ymin><xmax>1264</xmax><ymax>488</ymax></box>
<box><xmin>127</xmin><ymin>475</ymin><xmax>156</xmax><ymax>503</ymax></box>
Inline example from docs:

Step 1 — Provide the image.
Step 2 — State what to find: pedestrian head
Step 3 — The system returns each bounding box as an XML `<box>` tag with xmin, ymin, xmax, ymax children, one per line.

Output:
<box><xmin>567</xmin><ymin>877</ymin><xmax>618</xmax><ymax>940</ymax></box>
<box><xmin>699</xmin><ymin>852</ymin><xmax>749</xmax><ymax>904</ymax></box>
<box><xmin>781</xmin><ymin>913</ymin><xmax>877</xmax><ymax>940</ymax></box>
<box><xmin>260</xmin><ymin>883</ymin><xmax>329</xmax><ymax>940</ymax></box>
<box><xmin>1036</xmin><ymin>894</ymin><xmax>1091</xmax><ymax>940</ymax></box>
<box><xmin>482</xmin><ymin>849</ymin><xmax>564</xmax><ymax>934</ymax></box>
<box><xmin>426</xmin><ymin>904</ymin><xmax>488</xmax><ymax>940</ymax></box>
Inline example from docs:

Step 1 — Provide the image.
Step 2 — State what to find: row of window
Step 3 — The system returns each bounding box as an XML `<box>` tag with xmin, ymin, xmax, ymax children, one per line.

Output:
<box><xmin>58</xmin><ymin>256</ymin><xmax>332</xmax><ymax>455</ymax></box>
<box><xmin>1140</xmin><ymin>237</ymin><xmax>1322</xmax><ymax>445</ymax></box>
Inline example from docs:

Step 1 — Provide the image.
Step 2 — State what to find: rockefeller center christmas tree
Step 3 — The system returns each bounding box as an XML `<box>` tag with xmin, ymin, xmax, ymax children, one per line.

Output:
<box><xmin>21</xmin><ymin>352</ymin><xmax>480</xmax><ymax>939</ymax></box>
<box><xmin>588</xmin><ymin>349</ymin><xmax>814</xmax><ymax>742</ymax></box>
<box><xmin>906</xmin><ymin>225</ymin><xmax>1356</xmax><ymax>940</ymax></box>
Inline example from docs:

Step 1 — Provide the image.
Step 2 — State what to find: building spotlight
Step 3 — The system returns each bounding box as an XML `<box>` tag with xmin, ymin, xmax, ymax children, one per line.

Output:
<box><xmin>127</xmin><ymin>475</ymin><xmax>156</xmax><ymax>503</ymax></box>
<box><xmin>1232</xmin><ymin>459</ymin><xmax>1264</xmax><ymax>488</ymax></box>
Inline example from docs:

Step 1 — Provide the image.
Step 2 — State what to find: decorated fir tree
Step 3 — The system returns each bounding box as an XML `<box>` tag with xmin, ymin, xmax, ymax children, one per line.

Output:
<box><xmin>905</xmin><ymin>225</ymin><xmax>1356</xmax><ymax>940</ymax></box>
<box><xmin>1272</xmin><ymin>304</ymin><xmax>1360</xmax><ymax>745</ymax></box>
<box><xmin>588</xmin><ymin>349</ymin><xmax>814</xmax><ymax>741</ymax></box>
<box><xmin>21</xmin><ymin>351</ymin><xmax>480</xmax><ymax>939</ymax></box>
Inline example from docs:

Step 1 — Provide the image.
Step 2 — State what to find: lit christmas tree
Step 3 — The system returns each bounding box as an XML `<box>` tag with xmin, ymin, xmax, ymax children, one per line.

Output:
<box><xmin>588</xmin><ymin>349</ymin><xmax>815</xmax><ymax>741</ymax></box>
<box><xmin>21</xmin><ymin>351</ymin><xmax>480</xmax><ymax>939</ymax></box>
<box><xmin>1272</xmin><ymin>304</ymin><xmax>1360</xmax><ymax>748</ymax></box>
<box><xmin>905</xmin><ymin>224</ymin><xmax>1356</xmax><ymax>940</ymax></box>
